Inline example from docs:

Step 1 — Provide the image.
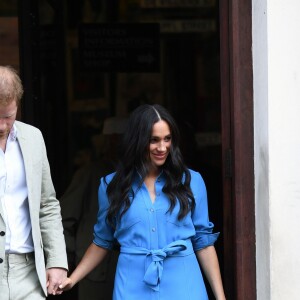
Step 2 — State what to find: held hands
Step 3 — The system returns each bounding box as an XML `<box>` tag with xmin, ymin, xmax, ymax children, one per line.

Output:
<box><xmin>56</xmin><ymin>243</ymin><xmax>108</xmax><ymax>293</ymax></box>
<box><xmin>46</xmin><ymin>267</ymin><xmax>67</xmax><ymax>295</ymax></box>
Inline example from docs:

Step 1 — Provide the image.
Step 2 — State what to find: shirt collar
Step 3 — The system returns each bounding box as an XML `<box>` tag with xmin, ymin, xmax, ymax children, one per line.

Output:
<box><xmin>9</xmin><ymin>123</ymin><xmax>18</xmax><ymax>141</ymax></box>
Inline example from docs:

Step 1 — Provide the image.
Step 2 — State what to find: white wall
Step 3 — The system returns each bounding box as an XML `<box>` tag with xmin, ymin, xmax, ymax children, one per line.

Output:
<box><xmin>253</xmin><ymin>1</ymin><xmax>300</xmax><ymax>299</ymax></box>
<box><xmin>253</xmin><ymin>0</ymin><xmax>270</xmax><ymax>298</ymax></box>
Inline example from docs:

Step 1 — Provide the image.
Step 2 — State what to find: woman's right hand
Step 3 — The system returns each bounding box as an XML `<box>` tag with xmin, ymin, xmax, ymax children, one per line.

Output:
<box><xmin>58</xmin><ymin>277</ymin><xmax>74</xmax><ymax>291</ymax></box>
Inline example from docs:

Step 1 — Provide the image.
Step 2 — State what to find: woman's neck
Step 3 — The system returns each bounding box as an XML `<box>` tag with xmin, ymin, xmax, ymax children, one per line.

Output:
<box><xmin>147</xmin><ymin>166</ymin><xmax>160</xmax><ymax>179</ymax></box>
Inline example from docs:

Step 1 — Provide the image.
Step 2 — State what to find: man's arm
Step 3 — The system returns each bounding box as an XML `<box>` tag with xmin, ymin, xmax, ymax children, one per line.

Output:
<box><xmin>38</xmin><ymin>134</ymin><xmax>68</xmax><ymax>295</ymax></box>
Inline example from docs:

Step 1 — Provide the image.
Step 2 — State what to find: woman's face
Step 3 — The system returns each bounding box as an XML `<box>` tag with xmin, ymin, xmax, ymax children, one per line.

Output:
<box><xmin>149</xmin><ymin>120</ymin><xmax>171</xmax><ymax>170</ymax></box>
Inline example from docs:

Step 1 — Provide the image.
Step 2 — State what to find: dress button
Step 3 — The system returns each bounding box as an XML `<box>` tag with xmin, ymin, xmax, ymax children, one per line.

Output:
<box><xmin>0</xmin><ymin>231</ymin><xmax>5</xmax><ymax>236</ymax></box>
<box><xmin>0</xmin><ymin>258</ymin><xmax>3</xmax><ymax>263</ymax></box>
<box><xmin>152</xmin><ymin>227</ymin><xmax>156</xmax><ymax>232</ymax></box>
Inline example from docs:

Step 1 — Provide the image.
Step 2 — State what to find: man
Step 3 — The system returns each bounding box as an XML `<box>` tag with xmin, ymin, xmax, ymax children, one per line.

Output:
<box><xmin>60</xmin><ymin>117</ymin><xmax>127</xmax><ymax>300</ymax></box>
<box><xmin>0</xmin><ymin>65</ymin><xmax>68</xmax><ymax>299</ymax></box>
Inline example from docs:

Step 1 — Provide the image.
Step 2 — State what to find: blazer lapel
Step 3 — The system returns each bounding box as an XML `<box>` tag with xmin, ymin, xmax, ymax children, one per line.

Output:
<box><xmin>0</xmin><ymin>196</ymin><xmax>4</xmax><ymax>223</ymax></box>
<box><xmin>16</xmin><ymin>124</ymin><xmax>33</xmax><ymax>198</ymax></box>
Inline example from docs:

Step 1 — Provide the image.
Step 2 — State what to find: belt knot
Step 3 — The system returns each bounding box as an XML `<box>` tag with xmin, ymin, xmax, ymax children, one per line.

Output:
<box><xmin>143</xmin><ymin>240</ymin><xmax>188</xmax><ymax>291</ymax></box>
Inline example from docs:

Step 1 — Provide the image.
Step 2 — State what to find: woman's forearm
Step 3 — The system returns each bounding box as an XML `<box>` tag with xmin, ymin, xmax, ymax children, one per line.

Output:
<box><xmin>69</xmin><ymin>243</ymin><xmax>109</xmax><ymax>286</ymax></box>
<box><xmin>196</xmin><ymin>246</ymin><xmax>226</xmax><ymax>300</ymax></box>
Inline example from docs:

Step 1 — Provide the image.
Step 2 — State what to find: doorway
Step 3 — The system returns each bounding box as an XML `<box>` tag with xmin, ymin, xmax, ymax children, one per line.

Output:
<box><xmin>15</xmin><ymin>0</ymin><xmax>256</xmax><ymax>299</ymax></box>
<box><xmin>18</xmin><ymin>0</ymin><xmax>225</xmax><ymax>298</ymax></box>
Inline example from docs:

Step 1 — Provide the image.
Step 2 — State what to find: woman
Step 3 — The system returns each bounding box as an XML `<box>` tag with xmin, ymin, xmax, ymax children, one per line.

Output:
<box><xmin>59</xmin><ymin>104</ymin><xmax>226</xmax><ymax>300</ymax></box>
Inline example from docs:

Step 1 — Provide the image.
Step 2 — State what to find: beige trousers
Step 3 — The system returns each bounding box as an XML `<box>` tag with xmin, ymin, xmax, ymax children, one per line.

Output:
<box><xmin>0</xmin><ymin>253</ymin><xmax>45</xmax><ymax>300</ymax></box>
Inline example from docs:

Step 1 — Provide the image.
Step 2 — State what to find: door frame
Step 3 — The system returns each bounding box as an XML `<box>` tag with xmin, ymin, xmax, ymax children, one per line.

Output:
<box><xmin>220</xmin><ymin>0</ymin><xmax>256</xmax><ymax>299</ymax></box>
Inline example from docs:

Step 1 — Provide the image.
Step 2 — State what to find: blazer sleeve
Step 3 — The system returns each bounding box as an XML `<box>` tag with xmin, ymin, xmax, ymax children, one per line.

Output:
<box><xmin>37</xmin><ymin>131</ymin><xmax>68</xmax><ymax>270</ymax></box>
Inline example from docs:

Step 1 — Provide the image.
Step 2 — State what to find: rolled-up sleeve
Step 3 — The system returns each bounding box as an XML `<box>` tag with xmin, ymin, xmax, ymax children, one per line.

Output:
<box><xmin>190</xmin><ymin>171</ymin><xmax>219</xmax><ymax>251</ymax></box>
<box><xmin>93</xmin><ymin>176</ymin><xmax>115</xmax><ymax>250</ymax></box>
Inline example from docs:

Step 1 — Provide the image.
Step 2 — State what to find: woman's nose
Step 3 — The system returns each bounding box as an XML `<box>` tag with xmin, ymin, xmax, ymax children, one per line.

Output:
<box><xmin>158</xmin><ymin>142</ymin><xmax>166</xmax><ymax>151</ymax></box>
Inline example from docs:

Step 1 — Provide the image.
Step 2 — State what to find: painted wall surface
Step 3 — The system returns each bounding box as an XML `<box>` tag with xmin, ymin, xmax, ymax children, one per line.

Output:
<box><xmin>252</xmin><ymin>0</ymin><xmax>270</xmax><ymax>299</ymax></box>
<box><xmin>253</xmin><ymin>0</ymin><xmax>300</xmax><ymax>299</ymax></box>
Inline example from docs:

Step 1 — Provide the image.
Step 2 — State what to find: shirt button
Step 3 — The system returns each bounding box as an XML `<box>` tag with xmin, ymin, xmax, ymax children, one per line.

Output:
<box><xmin>152</xmin><ymin>227</ymin><xmax>156</xmax><ymax>232</ymax></box>
<box><xmin>0</xmin><ymin>258</ymin><xmax>3</xmax><ymax>263</ymax></box>
<box><xmin>0</xmin><ymin>231</ymin><xmax>5</xmax><ymax>236</ymax></box>
<box><xmin>150</xmin><ymin>208</ymin><xmax>154</xmax><ymax>213</ymax></box>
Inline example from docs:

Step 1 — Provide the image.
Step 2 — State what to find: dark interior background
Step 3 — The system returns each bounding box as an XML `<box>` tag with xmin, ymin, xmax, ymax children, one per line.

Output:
<box><xmin>0</xmin><ymin>1</ymin><xmax>223</xmax><ymax>299</ymax></box>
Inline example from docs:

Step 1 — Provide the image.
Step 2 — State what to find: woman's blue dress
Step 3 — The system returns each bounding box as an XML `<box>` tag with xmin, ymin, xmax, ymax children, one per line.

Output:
<box><xmin>93</xmin><ymin>169</ymin><xmax>219</xmax><ymax>300</ymax></box>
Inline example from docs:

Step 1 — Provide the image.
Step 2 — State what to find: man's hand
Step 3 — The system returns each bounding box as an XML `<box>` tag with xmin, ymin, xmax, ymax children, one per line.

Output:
<box><xmin>46</xmin><ymin>267</ymin><xmax>68</xmax><ymax>295</ymax></box>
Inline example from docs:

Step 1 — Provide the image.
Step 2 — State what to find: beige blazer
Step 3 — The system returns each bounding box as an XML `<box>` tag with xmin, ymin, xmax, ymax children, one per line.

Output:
<box><xmin>0</xmin><ymin>121</ymin><xmax>68</xmax><ymax>296</ymax></box>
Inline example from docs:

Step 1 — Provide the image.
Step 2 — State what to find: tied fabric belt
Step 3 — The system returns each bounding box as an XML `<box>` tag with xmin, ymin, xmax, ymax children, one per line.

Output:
<box><xmin>121</xmin><ymin>239</ymin><xmax>194</xmax><ymax>291</ymax></box>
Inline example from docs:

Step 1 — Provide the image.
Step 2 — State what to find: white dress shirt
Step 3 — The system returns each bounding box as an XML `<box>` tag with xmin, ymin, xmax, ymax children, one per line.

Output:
<box><xmin>0</xmin><ymin>124</ymin><xmax>33</xmax><ymax>253</ymax></box>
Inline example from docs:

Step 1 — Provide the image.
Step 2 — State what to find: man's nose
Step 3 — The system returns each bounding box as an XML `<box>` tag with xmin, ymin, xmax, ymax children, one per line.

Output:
<box><xmin>0</xmin><ymin>119</ymin><xmax>7</xmax><ymax>130</ymax></box>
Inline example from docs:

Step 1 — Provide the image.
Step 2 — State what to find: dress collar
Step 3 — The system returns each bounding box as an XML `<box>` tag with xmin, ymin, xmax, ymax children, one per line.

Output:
<box><xmin>134</xmin><ymin>169</ymin><xmax>165</xmax><ymax>182</ymax></box>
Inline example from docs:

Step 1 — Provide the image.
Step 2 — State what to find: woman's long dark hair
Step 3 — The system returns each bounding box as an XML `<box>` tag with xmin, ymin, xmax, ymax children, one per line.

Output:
<box><xmin>106</xmin><ymin>104</ymin><xmax>195</xmax><ymax>226</ymax></box>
